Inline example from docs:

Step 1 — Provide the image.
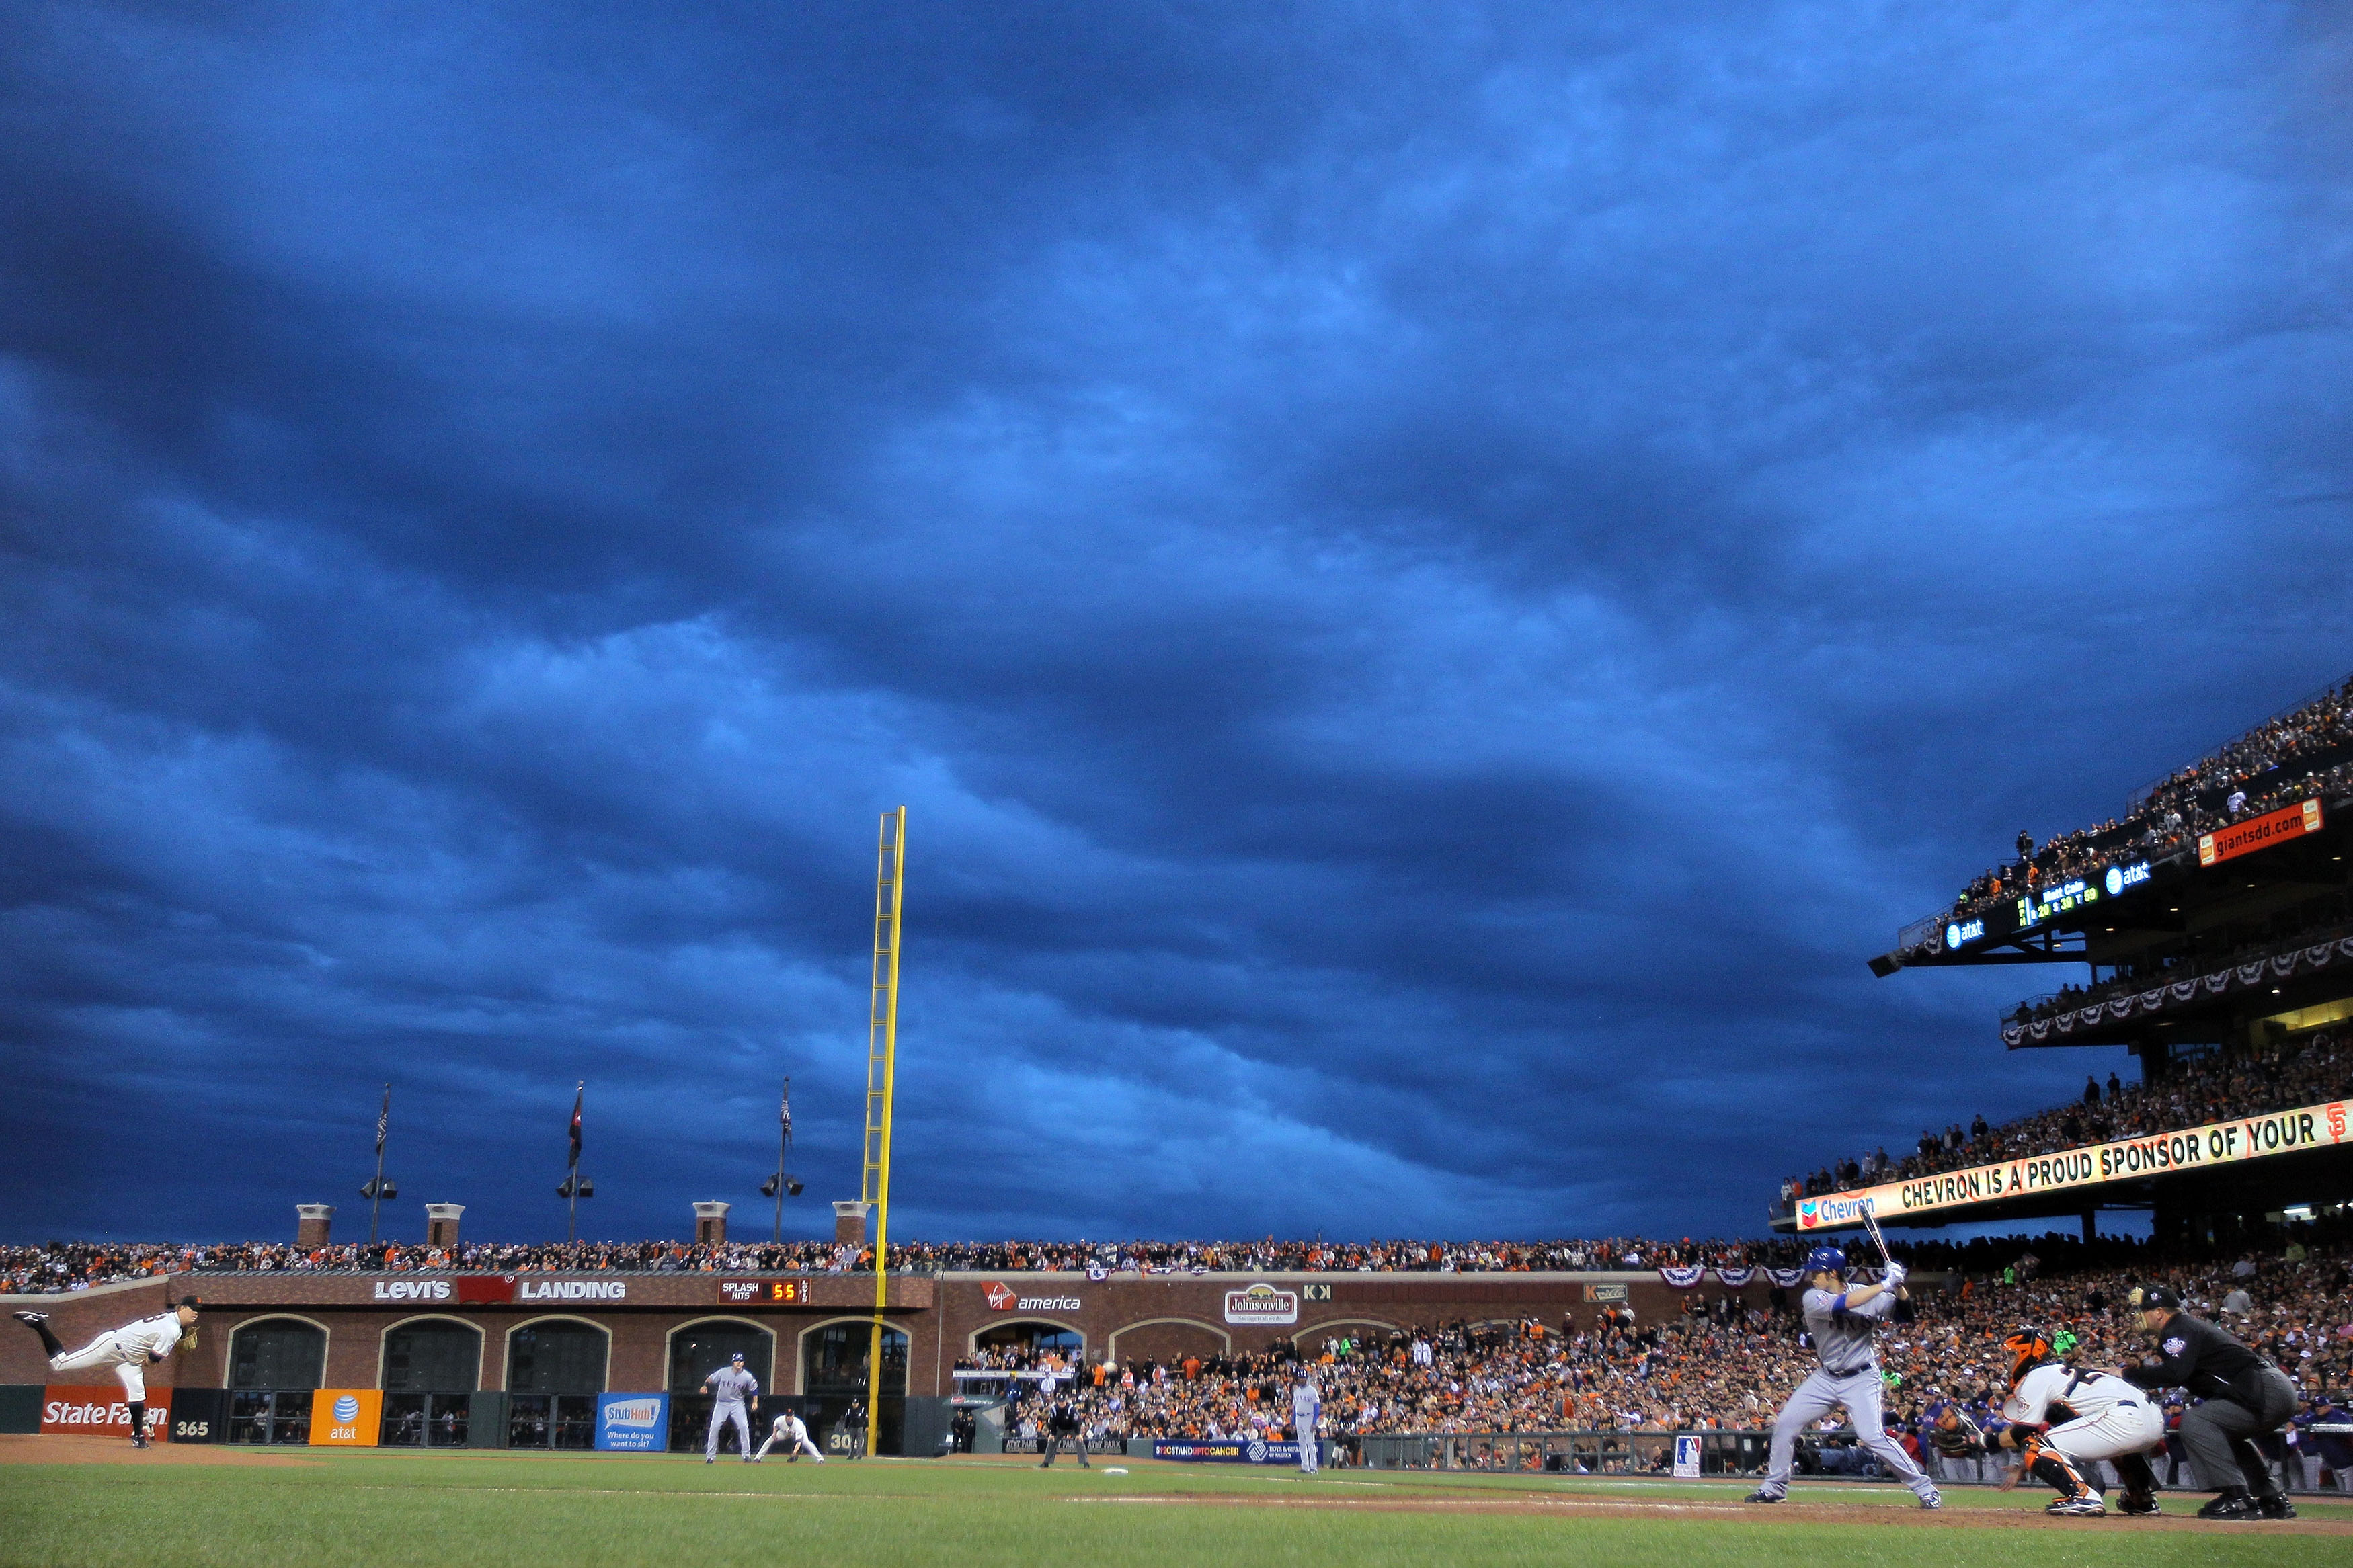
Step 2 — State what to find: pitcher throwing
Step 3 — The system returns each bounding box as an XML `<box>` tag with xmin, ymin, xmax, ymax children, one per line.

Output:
<box><xmin>13</xmin><ymin>1295</ymin><xmax>199</xmax><ymax>1449</ymax></box>
<box><xmin>1744</xmin><ymin>1247</ymin><xmax>1940</xmax><ymax>1508</ymax></box>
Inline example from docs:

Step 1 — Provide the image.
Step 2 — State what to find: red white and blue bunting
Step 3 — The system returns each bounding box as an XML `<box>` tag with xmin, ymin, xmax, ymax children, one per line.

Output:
<box><xmin>2004</xmin><ymin>938</ymin><xmax>2353</xmax><ymax>1045</ymax></box>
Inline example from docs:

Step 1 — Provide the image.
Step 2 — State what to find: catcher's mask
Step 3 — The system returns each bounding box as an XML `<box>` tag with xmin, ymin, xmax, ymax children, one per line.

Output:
<box><xmin>2001</xmin><ymin>1327</ymin><xmax>2052</xmax><ymax>1383</ymax></box>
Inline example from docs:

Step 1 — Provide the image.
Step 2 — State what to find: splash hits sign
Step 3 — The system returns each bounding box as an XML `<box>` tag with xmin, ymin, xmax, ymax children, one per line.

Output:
<box><xmin>1795</xmin><ymin>1098</ymin><xmax>2353</xmax><ymax>1228</ymax></box>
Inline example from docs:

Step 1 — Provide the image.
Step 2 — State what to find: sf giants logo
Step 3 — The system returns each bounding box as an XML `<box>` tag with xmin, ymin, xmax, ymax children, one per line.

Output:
<box><xmin>2330</xmin><ymin>1105</ymin><xmax>2348</xmax><ymax>1143</ymax></box>
<box><xmin>983</xmin><ymin>1281</ymin><xmax>1017</xmax><ymax>1311</ymax></box>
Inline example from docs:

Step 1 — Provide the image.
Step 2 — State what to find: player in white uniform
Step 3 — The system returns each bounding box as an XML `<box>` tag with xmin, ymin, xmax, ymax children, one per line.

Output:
<box><xmin>13</xmin><ymin>1295</ymin><xmax>200</xmax><ymax>1449</ymax></box>
<box><xmin>1291</xmin><ymin>1370</ymin><xmax>1321</xmax><ymax>1473</ymax></box>
<box><xmin>754</xmin><ymin>1407</ymin><xmax>826</xmax><ymax>1462</ymax></box>
<box><xmin>1991</xmin><ymin>1328</ymin><xmax>2166</xmax><ymax>1517</ymax></box>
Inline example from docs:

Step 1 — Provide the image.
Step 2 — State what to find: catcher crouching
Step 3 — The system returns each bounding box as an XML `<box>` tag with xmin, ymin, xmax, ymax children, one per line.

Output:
<box><xmin>1931</xmin><ymin>1327</ymin><xmax>2165</xmax><ymax>1518</ymax></box>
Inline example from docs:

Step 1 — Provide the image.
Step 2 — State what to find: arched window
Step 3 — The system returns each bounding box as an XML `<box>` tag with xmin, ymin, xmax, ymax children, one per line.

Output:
<box><xmin>668</xmin><ymin>1319</ymin><xmax>774</xmax><ymax>1395</ymax></box>
<box><xmin>804</xmin><ymin>1322</ymin><xmax>906</xmax><ymax>1399</ymax></box>
<box><xmin>383</xmin><ymin>1319</ymin><xmax>482</xmax><ymax>1393</ymax></box>
<box><xmin>973</xmin><ymin>1321</ymin><xmax>1082</xmax><ymax>1358</ymax></box>
<box><xmin>506</xmin><ymin>1320</ymin><xmax>608</xmax><ymax>1396</ymax></box>
<box><xmin>228</xmin><ymin>1318</ymin><xmax>326</xmax><ymax>1391</ymax></box>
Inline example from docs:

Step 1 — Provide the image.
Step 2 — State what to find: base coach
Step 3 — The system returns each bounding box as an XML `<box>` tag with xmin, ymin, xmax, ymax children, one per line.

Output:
<box><xmin>2119</xmin><ymin>1284</ymin><xmax>2298</xmax><ymax>1520</ymax></box>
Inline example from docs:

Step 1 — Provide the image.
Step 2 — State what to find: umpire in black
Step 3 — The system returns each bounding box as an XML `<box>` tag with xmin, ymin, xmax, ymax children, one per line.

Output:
<box><xmin>1037</xmin><ymin>1398</ymin><xmax>1090</xmax><ymax>1469</ymax></box>
<box><xmin>2119</xmin><ymin>1284</ymin><xmax>2298</xmax><ymax>1520</ymax></box>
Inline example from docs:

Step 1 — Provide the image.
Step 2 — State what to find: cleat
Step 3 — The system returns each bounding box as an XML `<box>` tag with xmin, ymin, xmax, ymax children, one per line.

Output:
<box><xmin>2196</xmin><ymin>1492</ymin><xmax>2256</xmax><ymax>1521</ymax></box>
<box><xmin>2046</xmin><ymin>1495</ymin><xmax>2106</xmax><ymax>1516</ymax></box>
<box><xmin>11</xmin><ymin>1311</ymin><xmax>48</xmax><ymax>1326</ymax></box>
<box><xmin>1743</xmin><ymin>1488</ymin><xmax>1783</xmax><ymax>1503</ymax></box>
<box><xmin>2255</xmin><ymin>1496</ymin><xmax>2297</xmax><ymax>1521</ymax></box>
<box><xmin>2120</xmin><ymin>1493</ymin><xmax>2161</xmax><ymax>1516</ymax></box>
<box><xmin>1920</xmin><ymin>1494</ymin><xmax>1942</xmax><ymax>1510</ymax></box>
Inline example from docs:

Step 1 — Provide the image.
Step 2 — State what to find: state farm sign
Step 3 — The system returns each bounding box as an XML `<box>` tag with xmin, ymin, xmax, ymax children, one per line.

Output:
<box><xmin>43</xmin><ymin>1388</ymin><xmax>171</xmax><ymax>1436</ymax></box>
<box><xmin>982</xmin><ymin>1280</ymin><xmax>1082</xmax><ymax>1312</ymax></box>
<box><xmin>1223</xmin><ymin>1284</ymin><xmax>1298</xmax><ymax>1326</ymax></box>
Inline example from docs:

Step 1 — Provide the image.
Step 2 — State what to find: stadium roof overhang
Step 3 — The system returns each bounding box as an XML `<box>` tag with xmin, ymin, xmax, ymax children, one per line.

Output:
<box><xmin>1870</xmin><ymin>789</ymin><xmax>2352</xmax><ymax>980</ymax></box>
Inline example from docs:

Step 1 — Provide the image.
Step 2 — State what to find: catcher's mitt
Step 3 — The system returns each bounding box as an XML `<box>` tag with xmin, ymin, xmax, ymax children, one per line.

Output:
<box><xmin>1929</xmin><ymin>1407</ymin><xmax>1986</xmax><ymax>1458</ymax></box>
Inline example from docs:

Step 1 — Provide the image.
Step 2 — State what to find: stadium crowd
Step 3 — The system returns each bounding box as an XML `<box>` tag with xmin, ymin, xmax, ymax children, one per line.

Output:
<box><xmin>1792</xmin><ymin>1025</ymin><xmax>2350</xmax><ymax>1201</ymax></box>
<box><xmin>0</xmin><ymin>1234</ymin><xmax>1816</xmax><ymax>1296</ymax></box>
<box><xmin>972</xmin><ymin>1239</ymin><xmax>2352</xmax><ymax>1477</ymax></box>
<box><xmin>1940</xmin><ymin>674</ymin><xmax>2353</xmax><ymax>932</ymax></box>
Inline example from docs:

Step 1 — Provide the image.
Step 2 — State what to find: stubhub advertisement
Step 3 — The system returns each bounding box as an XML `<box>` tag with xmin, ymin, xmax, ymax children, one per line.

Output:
<box><xmin>596</xmin><ymin>1392</ymin><xmax>669</xmax><ymax>1452</ymax></box>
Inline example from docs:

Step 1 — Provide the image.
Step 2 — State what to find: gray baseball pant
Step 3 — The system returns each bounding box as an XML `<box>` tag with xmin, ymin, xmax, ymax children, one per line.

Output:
<box><xmin>2176</xmin><ymin>1368</ymin><xmax>2297</xmax><ymax>1496</ymax></box>
<box><xmin>707</xmin><ymin>1401</ymin><xmax>752</xmax><ymax>1459</ymax></box>
<box><xmin>1757</xmin><ymin>1366</ymin><xmax>1938</xmax><ymax>1501</ymax></box>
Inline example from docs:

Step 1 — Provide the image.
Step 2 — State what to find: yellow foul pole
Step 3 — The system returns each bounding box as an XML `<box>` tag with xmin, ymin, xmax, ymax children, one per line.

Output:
<box><xmin>861</xmin><ymin>807</ymin><xmax>906</xmax><ymax>1457</ymax></box>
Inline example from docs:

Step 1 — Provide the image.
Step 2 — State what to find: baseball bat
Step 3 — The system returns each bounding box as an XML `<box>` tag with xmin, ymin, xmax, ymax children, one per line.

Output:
<box><xmin>1860</xmin><ymin>1198</ymin><xmax>1893</xmax><ymax>1272</ymax></box>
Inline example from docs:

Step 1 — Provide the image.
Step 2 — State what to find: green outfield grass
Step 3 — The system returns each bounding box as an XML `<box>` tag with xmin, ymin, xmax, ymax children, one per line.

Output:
<box><xmin>1</xmin><ymin>1450</ymin><xmax>2342</xmax><ymax>1568</ymax></box>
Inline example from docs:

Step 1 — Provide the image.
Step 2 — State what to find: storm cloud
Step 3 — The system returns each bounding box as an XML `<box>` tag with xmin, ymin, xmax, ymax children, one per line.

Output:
<box><xmin>2</xmin><ymin>3</ymin><xmax>2348</xmax><ymax>1243</ymax></box>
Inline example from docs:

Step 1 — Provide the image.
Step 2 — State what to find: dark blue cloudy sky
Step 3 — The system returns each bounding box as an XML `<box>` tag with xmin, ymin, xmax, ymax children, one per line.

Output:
<box><xmin>3</xmin><ymin>4</ymin><xmax>2348</xmax><ymax>1246</ymax></box>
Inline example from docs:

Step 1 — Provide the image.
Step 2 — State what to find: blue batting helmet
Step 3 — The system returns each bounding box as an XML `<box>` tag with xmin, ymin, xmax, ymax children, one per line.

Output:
<box><xmin>1804</xmin><ymin>1245</ymin><xmax>1847</xmax><ymax>1276</ymax></box>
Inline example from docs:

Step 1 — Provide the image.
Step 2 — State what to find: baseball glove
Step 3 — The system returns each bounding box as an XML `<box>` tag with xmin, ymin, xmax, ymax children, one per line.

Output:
<box><xmin>1929</xmin><ymin>1407</ymin><xmax>1986</xmax><ymax>1458</ymax></box>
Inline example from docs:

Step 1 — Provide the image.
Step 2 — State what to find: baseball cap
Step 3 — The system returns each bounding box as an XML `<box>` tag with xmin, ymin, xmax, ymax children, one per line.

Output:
<box><xmin>2130</xmin><ymin>1285</ymin><xmax>2180</xmax><ymax>1313</ymax></box>
<box><xmin>730</xmin><ymin>1351</ymin><xmax>746</xmax><ymax>1362</ymax></box>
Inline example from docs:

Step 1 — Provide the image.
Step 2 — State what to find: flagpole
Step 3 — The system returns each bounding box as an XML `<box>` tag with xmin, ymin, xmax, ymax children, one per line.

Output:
<box><xmin>775</xmin><ymin>1076</ymin><xmax>789</xmax><ymax>1246</ymax></box>
<box><xmin>368</xmin><ymin>1083</ymin><xmax>390</xmax><ymax>1246</ymax></box>
<box><xmin>567</xmin><ymin>1081</ymin><xmax>583</xmax><ymax>1243</ymax></box>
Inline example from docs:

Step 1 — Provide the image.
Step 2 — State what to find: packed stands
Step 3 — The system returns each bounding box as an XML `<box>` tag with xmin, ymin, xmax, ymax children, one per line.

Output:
<box><xmin>1792</xmin><ymin>1025</ymin><xmax>2352</xmax><ymax>1200</ymax></box>
<box><xmin>0</xmin><ymin>1235</ymin><xmax>1814</xmax><ymax>1296</ymax></box>
<box><xmin>1944</xmin><ymin>675</ymin><xmax>2353</xmax><ymax>928</ymax></box>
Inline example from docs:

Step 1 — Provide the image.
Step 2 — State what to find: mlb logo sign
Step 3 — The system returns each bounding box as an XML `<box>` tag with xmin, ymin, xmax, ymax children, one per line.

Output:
<box><xmin>983</xmin><ymin>1281</ymin><xmax>1018</xmax><ymax>1311</ymax></box>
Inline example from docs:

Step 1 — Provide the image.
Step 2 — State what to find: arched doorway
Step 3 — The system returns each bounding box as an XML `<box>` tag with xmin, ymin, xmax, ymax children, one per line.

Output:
<box><xmin>666</xmin><ymin>1319</ymin><xmax>776</xmax><ymax>1455</ymax></box>
<box><xmin>226</xmin><ymin>1317</ymin><xmax>327</xmax><ymax>1445</ymax></box>
<box><xmin>801</xmin><ymin>1320</ymin><xmax>907</xmax><ymax>1455</ymax></box>
<box><xmin>380</xmin><ymin>1317</ymin><xmax>482</xmax><ymax>1448</ymax></box>
<box><xmin>505</xmin><ymin>1319</ymin><xmax>608</xmax><ymax>1449</ymax></box>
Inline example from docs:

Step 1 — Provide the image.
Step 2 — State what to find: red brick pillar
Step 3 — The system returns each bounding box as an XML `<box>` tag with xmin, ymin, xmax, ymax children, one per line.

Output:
<box><xmin>426</xmin><ymin>1204</ymin><xmax>464</xmax><ymax>1249</ymax></box>
<box><xmin>694</xmin><ymin>1202</ymin><xmax>730</xmax><ymax>1245</ymax></box>
<box><xmin>832</xmin><ymin>1201</ymin><xmax>870</xmax><ymax>1246</ymax></box>
<box><xmin>296</xmin><ymin>1204</ymin><xmax>334</xmax><ymax>1247</ymax></box>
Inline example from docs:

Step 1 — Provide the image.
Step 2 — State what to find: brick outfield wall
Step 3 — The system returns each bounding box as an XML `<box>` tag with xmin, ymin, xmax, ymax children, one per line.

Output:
<box><xmin>2</xmin><ymin>1270</ymin><xmax>1823</xmax><ymax>1397</ymax></box>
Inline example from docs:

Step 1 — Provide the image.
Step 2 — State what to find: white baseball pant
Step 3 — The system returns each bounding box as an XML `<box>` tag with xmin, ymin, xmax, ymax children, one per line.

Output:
<box><xmin>50</xmin><ymin>1333</ymin><xmax>147</xmax><ymax>1401</ymax></box>
<box><xmin>756</xmin><ymin>1416</ymin><xmax>824</xmax><ymax>1460</ymax></box>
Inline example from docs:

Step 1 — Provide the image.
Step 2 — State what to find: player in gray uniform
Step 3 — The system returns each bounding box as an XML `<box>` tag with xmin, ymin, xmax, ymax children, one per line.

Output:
<box><xmin>1291</xmin><ymin>1370</ymin><xmax>1321</xmax><ymax>1473</ymax></box>
<box><xmin>1745</xmin><ymin>1246</ymin><xmax>1940</xmax><ymax>1508</ymax></box>
<box><xmin>702</xmin><ymin>1352</ymin><xmax>760</xmax><ymax>1462</ymax></box>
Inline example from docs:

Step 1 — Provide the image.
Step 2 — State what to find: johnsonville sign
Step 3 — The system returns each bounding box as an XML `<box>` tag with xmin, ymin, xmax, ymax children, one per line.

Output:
<box><xmin>1796</xmin><ymin>1098</ymin><xmax>2352</xmax><ymax>1228</ymax></box>
<box><xmin>1223</xmin><ymin>1284</ymin><xmax>1298</xmax><ymax>1326</ymax></box>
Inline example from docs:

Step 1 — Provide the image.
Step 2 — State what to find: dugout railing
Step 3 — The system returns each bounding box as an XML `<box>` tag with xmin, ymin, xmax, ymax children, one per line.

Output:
<box><xmin>1353</xmin><ymin>1428</ymin><xmax>2346</xmax><ymax>1495</ymax></box>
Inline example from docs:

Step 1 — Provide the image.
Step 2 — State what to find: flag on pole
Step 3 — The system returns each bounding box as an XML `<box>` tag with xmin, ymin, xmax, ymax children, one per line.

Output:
<box><xmin>568</xmin><ymin>1082</ymin><xmax>584</xmax><ymax>1164</ymax></box>
<box><xmin>779</xmin><ymin>1081</ymin><xmax>792</xmax><ymax>1137</ymax></box>
<box><xmin>375</xmin><ymin>1085</ymin><xmax>391</xmax><ymax>1154</ymax></box>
